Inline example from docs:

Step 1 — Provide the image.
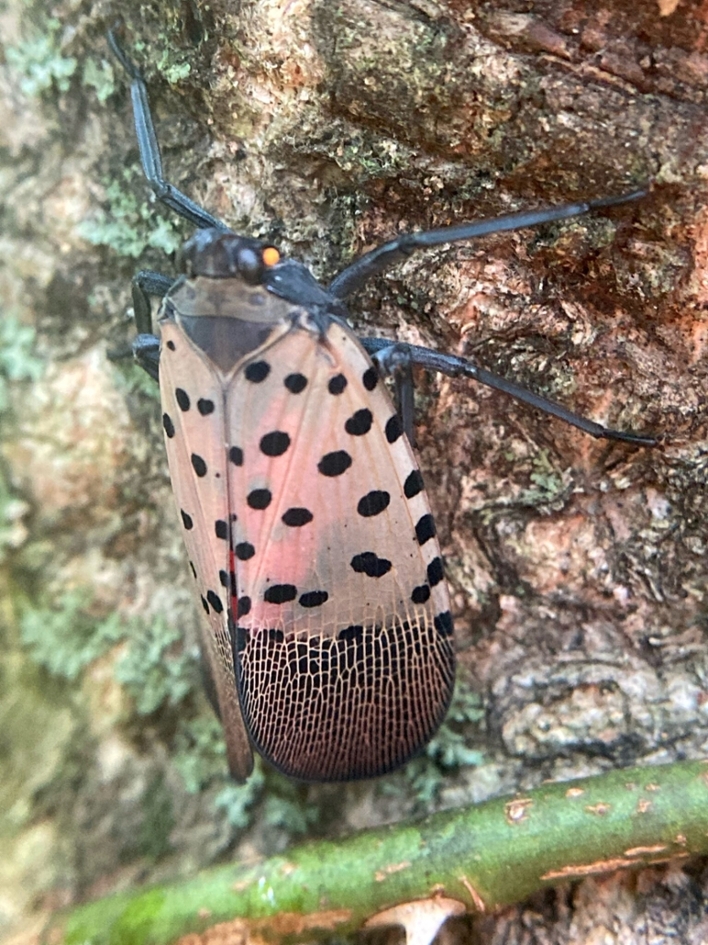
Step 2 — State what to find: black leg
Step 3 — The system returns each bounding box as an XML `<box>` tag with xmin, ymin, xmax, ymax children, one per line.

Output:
<box><xmin>132</xmin><ymin>269</ymin><xmax>174</xmax><ymax>334</ymax></box>
<box><xmin>108</xmin><ymin>30</ymin><xmax>231</xmax><ymax>233</ymax></box>
<box><xmin>130</xmin><ymin>270</ymin><xmax>173</xmax><ymax>380</ymax></box>
<box><xmin>360</xmin><ymin>337</ymin><xmax>657</xmax><ymax>446</ymax></box>
<box><xmin>329</xmin><ymin>189</ymin><xmax>648</xmax><ymax>299</ymax></box>
<box><xmin>132</xmin><ymin>333</ymin><xmax>161</xmax><ymax>381</ymax></box>
<box><xmin>370</xmin><ymin>344</ymin><xmax>417</xmax><ymax>445</ymax></box>
<box><xmin>107</xmin><ymin>270</ymin><xmax>173</xmax><ymax>364</ymax></box>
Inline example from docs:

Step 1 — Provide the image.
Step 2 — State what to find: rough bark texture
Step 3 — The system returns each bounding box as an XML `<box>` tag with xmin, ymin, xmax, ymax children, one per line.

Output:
<box><xmin>1</xmin><ymin>0</ymin><xmax>707</xmax><ymax>943</ymax></box>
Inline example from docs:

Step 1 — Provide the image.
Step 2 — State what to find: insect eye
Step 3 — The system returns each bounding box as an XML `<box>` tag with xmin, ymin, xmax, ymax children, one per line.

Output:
<box><xmin>236</xmin><ymin>247</ymin><xmax>263</xmax><ymax>283</ymax></box>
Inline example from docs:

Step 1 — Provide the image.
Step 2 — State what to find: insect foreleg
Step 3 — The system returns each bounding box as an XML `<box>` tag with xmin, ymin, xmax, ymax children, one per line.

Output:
<box><xmin>360</xmin><ymin>337</ymin><xmax>657</xmax><ymax>446</ymax></box>
<box><xmin>132</xmin><ymin>269</ymin><xmax>174</xmax><ymax>334</ymax></box>
<box><xmin>132</xmin><ymin>333</ymin><xmax>161</xmax><ymax>381</ymax></box>
<box><xmin>108</xmin><ymin>29</ymin><xmax>230</xmax><ymax>232</ymax></box>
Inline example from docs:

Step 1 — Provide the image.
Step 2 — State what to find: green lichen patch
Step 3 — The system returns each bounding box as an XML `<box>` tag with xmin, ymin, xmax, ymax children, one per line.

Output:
<box><xmin>19</xmin><ymin>590</ymin><xmax>125</xmax><ymax>681</ymax></box>
<box><xmin>82</xmin><ymin>56</ymin><xmax>116</xmax><ymax>104</ymax></box>
<box><xmin>114</xmin><ymin>616</ymin><xmax>197</xmax><ymax>716</ymax></box>
<box><xmin>77</xmin><ymin>171</ymin><xmax>185</xmax><ymax>258</ymax></box>
<box><xmin>0</xmin><ymin>316</ymin><xmax>44</xmax><ymax>414</ymax></box>
<box><xmin>214</xmin><ymin>770</ymin><xmax>266</xmax><ymax>830</ymax></box>
<box><xmin>5</xmin><ymin>18</ymin><xmax>77</xmax><ymax>97</ymax></box>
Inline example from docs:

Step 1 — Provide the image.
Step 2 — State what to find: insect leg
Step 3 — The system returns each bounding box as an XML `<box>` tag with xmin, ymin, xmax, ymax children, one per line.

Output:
<box><xmin>132</xmin><ymin>334</ymin><xmax>161</xmax><ymax>381</ymax></box>
<box><xmin>329</xmin><ymin>189</ymin><xmax>648</xmax><ymax>299</ymax></box>
<box><xmin>369</xmin><ymin>343</ymin><xmax>417</xmax><ymax>445</ymax></box>
<box><xmin>132</xmin><ymin>269</ymin><xmax>173</xmax><ymax>334</ymax></box>
<box><xmin>106</xmin><ymin>270</ymin><xmax>172</xmax><ymax>366</ymax></box>
<box><xmin>360</xmin><ymin>337</ymin><xmax>657</xmax><ymax>446</ymax></box>
<box><xmin>107</xmin><ymin>30</ymin><xmax>230</xmax><ymax>232</ymax></box>
<box><xmin>126</xmin><ymin>271</ymin><xmax>173</xmax><ymax>380</ymax></box>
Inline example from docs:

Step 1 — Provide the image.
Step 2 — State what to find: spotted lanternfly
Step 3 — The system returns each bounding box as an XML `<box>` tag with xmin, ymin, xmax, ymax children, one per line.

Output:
<box><xmin>108</xmin><ymin>32</ymin><xmax>655</xmax><ymax>782</ymax></box>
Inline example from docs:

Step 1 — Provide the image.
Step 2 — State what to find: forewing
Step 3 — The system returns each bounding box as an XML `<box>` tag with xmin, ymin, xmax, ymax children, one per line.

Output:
<box><xmin>159</xmin><ymin>321</ymin><xmax>253</xmax><ymax>781</ymax></box>
<box><xmin>226</xmin><ymin>318</ymin><xmax>455</xmax><ymax>781</ymax></box>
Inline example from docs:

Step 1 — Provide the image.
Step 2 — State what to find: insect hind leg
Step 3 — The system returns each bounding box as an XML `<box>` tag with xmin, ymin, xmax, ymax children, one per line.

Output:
<box><xmin>368</xmin><ymin>342</ymin><xmax>417</xmax><ymax>445</ymax></box>
<box><xmin>360</xmin><ymin>337</ymin><xmax>657</xmax><ymax>446</ymax></box>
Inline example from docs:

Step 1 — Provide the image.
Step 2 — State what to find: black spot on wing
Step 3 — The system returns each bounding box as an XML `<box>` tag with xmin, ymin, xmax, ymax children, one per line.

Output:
<box><xmin>404</xmin><ymin>469</ymin><xmax>424</xmax><ymax>498</ymax></box>
<box><xmin>385</xmin><ymin>415</ymin><xmax>403</xmax><ymax>443</ymax></box>
<box><xmin>282</xmin><ymin>507</ymin><xmax>313</xmax><ymax>527</ymax></box>
<box><xmin>166</xmin><ymin>340</ymin><xmax>175</xmax><ymax>351</ymax></box>
<box><xmin>350</xmin><ymin>552</ymin><xmax>392</xmax><ymax>577</ymax></box>
<box><xmin>411</xmin><ymin>584</ymin><xmax>430</xmax><ymax>604</ymax></box>
<box><xmin>299</xmin><ymin>590</ymin><xmax>329</xmax><ymax>608</ymax></box>
<box><xmin>362</xmin><ymin>366</ymin><xmax>378</xmax><ymax>390</ymax></box>
<box><xmin>318</xmin><ymin>450</ymin><xmax>352</xmax><ymax>477</ymax></box>
<box><xmin>181</xmin><ymin>509</ymin><xmax>193</xmax><ymax>530</ymax></box>
<box><xmin>284</xmin><ymin>373</ymin><xmax>308</xmax><ymax>393</ymax></box>
<box><xmin>245</xmin><ymin>360</ymin><xmax>270</xmax><ymax>383</ymax></box>
<box><xmin>162</xmin><ymin>413</ymin><xmax>175</xmax><ymax>438</ymax></box>
<box><xmin>229</xmin><ymin>446</ymin><xmax>244</xmax><ymax>466</ymax></box>
<box><xmin>264</xmin><ymin>584</ymin><xmax>297</xmax><ymax>604</ymax></box>
<box><xmin>237</xmin><ymin>596</ymin><xmax>251</xmax><ymax>617</ymax></box>
<box><xmin>215</xmin><ymin>519</ymin><xmax>228</xmax><ymax>540</ymax></box>
<box><xmin>248</xmin><ymin>488</ymin><xmax>272</xmax><ymax>510</ymax></box>
<box><xmin>415</xmin><ymin>513</ymin><xmax>436</xmax><ymax>545</ymax></box>
<box><xmin>206</xmin><ymin>590</ymin><xmax>223</xmax><ymax>614</ymax></box>
<box><xmin>260</xmin><ymin>431</ymin><xmax>291</xmax><ymax>456</ymax></box>
<box><xmin>197</xmin><ymin>398</ymin><xmax>215</xmax><ymax>415</ymax></box>
<box><xmin>191</xmin><ymin>453</ymin><xmax>207</xmax><ymax>477</ymax></box>
<box><xmin>175</xmin><ymin>388</ymin><xmax>190</xmax><ymax>411</ymax></box>
<box><xmin>235</xmin><ymin>542</ymin><xmax>255</xmax><ymax>561</ymax></box>
<box><xmin>357</xmin><ymin>490</ymin><xmax>390</xmax><ymax>517</ymax></box>
<box><xmin>345</xmin><ymin>409</ymin><xmax>373</xmax><ymax>436</ymax></box>
<box><xmin>427</xmin><ymin>557</ymin><xmax>444</xmax><ymax>587</ymax></box>
<box><xmin>328</xmin><ymin>374</ymin><xmax>347</xmax><ymax>395</ymax></box>
<box><xmin>434</xmin><ymin>611</ymin><xmax>454</xmax><ymax>637</ymax></box>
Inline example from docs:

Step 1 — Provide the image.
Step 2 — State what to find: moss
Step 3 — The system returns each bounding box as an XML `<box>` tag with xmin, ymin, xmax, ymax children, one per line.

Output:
<box><xmin>5</xmin><ymin>17</ymin><xmax>77</xmax><ymax>97</ymax></box>
<box><xmin>0</xmin><ymin>317</ymin><xmax>44</xmax><ymax>562</ymax></box>
<box><xmin>19</xmin><ymin>587</ymin><xmax>196</xmax><ymax>729</ymax></box>
<box><xmin>173</xmin><ymin>715</ymin><xmax>232</xmax><ymax>793</ymax></box>
<box><xmin>112</xmin><ymin>358</ymin><xmax>163</xmax><ymax>403</ymax></box>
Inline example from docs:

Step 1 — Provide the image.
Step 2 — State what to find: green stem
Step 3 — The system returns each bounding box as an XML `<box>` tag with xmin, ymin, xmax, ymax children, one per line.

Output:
<box><xmin>48</xmin><ymin>759</ymin><xmax>708</xmax><ymax>945</ymax></box>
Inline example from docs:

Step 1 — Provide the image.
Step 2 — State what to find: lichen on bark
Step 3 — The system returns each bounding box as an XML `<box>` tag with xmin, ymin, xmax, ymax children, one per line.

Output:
<box><xmin>1</xmin><ymin>0</ymin><xmax>707</xmax><ymax>943</ymax></box>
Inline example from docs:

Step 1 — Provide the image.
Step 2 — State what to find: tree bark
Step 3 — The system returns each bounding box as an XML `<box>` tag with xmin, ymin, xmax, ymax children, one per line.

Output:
<box><xmin>1</xmin><ymin>0</ymin><xmax>707</xmax><ymax>943</ymax></box>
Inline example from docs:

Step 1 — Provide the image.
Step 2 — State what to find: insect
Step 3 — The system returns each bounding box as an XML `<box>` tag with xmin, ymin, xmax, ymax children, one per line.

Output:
<box><xmin>108</xmin><ymin>32</ymin><xmax>655</xmax><ymax>783</ymax></box>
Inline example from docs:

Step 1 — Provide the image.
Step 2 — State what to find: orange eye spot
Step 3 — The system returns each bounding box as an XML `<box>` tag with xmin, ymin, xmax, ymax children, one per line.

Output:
<box><xmin>262</xmin><ymin>247</ymin><xmax>280</xmax><ymax>267</ymax></box>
